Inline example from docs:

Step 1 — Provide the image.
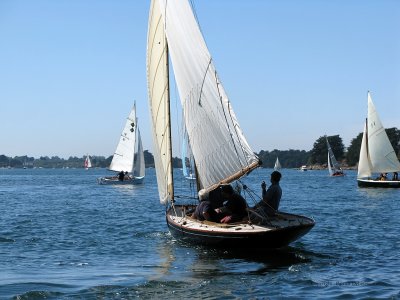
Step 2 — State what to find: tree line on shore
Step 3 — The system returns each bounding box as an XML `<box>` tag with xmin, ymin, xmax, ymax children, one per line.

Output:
<box><xmin>2</xmin><ymin>127</ymin><xmax>399</xmax><ymax>169</ymax></box>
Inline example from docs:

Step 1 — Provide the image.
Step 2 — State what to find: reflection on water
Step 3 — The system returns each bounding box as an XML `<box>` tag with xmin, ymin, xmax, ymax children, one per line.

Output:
<box><xmin>154</xmin><ymin>235</ymin><xmax>318</xmax><ymax>279</ymax></box>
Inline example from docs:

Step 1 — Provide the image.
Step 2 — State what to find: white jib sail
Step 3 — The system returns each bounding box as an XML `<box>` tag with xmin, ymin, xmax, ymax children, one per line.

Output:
<box><xmin>147</xmin><ymin>0</ymin><xmax>173</xmax><ymax>204</ymax></box>
<box><xmin>109</xmin><ymin>104</ymin><xmax>137</xmax><ymax>173</ymax></box>
<box><xmin>133</xmin><ymin>128</ymin><xmax>146</xmax><ymax>178</ymax></box>
<box><xmin>157</xmin><ymin>0</ymin><xmax>259</xmax><ymax>192</ymax></box>
<box><xmin>357</xmin><ymin>121</ymin><xmax>373</xmax><ymax>179</ymax></box>
<box><xmin>367</xmin><ymin>92</ymin><xmax>400</xmax><ymax>173</ymax></box>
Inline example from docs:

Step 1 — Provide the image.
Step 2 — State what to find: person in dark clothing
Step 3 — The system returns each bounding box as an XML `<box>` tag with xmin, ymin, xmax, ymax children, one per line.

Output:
<box><xmin>392</xmin><ymin>172</ymin><xmax>398</xmax><ymax>181</ymax></box>
<box><xmin>118</xmin><ymin>170</ymin><xmax>125</xmax><ymax>181</ymax></box>
<box><xmin>215</xmin><ymin>184</ymin><xmax>247</xmax><ymax>223</ymax></box>
<box><xmin>191</xmin><ymin>190</ymin><xmax>219</xmax><ymax>222</ymax></box>
<box><xmin>254</xmin><ymin>171</ymin><xmax>282</xmax><ymax>216</ymax></box>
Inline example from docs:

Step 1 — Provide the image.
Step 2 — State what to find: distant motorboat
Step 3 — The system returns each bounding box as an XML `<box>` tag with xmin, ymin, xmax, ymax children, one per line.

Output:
<box><xmin>300</xmin><ymin>165</ymin><xmax>308</xmax><ymax>171</ymax></box>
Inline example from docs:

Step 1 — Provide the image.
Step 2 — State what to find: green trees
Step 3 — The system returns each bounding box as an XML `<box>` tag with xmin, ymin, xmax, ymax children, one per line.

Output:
<box><xmin>346</xmin><ymin>133</ymin><xmax>362</xmax><ymax>166</ymax></box>
<box><xmin>257</xmin><ymin>149</ymin><xmax>309</xmax><ymax>168</ymax></box>
<box><xmin>2</xmin><ymin>128</ymin><xmax>398</xmax><ymax>169</ymax></box>
<box><xmin>309</xmin><ymin>135</ymin><xmax>345</xmax><ymax>165</ymax></box>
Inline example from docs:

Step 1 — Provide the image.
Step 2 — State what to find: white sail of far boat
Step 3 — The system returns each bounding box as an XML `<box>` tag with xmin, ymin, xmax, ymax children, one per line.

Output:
<box><xmin>181</xmin><ymin>125</ymin><xmax>196</xmax><ymax>180</ymax></box>
<box><xmin>146</xmin><ymin>0</ymin><xmax>314</xmax><ymax>248</ymax></box>
<box><xmin>84</xmin><ymin>154</ymin><xmax>92</xmax><ymax>170</ymax></box>
<box><xmin>132</xmin><ymin>128</ymin><xmax>145</xmax><ymax>179</ymax></box>
<box><xmin>357</xmin><ymin>91</ymin><xmax>400</xmax><ymax>187</ymax></box>
<box><xmin>97</xmin><ymin>102</ymin><xmax>145</xmax><ymax>184</ymax></box>
<box><xmin>273</xmin><ymin>157</ymin><xmax>281</xmax><ymax>171</ymax></box>
<box><xmin>326</xmin><ymin>136</ymin><xmax>344</xmax><ymax>176</ymax></box>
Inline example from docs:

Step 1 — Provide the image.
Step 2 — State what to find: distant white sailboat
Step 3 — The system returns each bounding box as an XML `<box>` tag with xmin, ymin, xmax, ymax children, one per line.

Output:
<box><xmin>146</xmin><ymin>0</ymin><xmax>314</xmax><ymax>248</ymax></box>
<box><xmin>97</xmin><ymin>102</ymin><xmax>145</xmax><ymax>185</ymax></box>
<box><xmin>273</xmin><ymin>157</ymin><xmax>281</xmax><ymax>171</ymax></box>
<box><xmin>326</xmin><ymin>136</ymin><xmax>344</xmax><ymax>177</ymax></box>
<box><xmin>84</xmin><ymin>154</ymin><xmax>92</xmax><ymax>170</ymax></box>
<box><xmin>181</xmin><ymin>125</ymin><xmax>196</xmax><ymax>180</ymax></box>
<box><xmin>357</xmin><ymin>92</ymin><xmax>400</xmax><ymax>187</ymax></box>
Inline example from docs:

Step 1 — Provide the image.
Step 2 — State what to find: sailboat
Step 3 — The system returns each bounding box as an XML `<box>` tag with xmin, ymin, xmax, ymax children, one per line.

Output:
<box><xmin>97</xmin><ymin>103</ymin><xmax>145</xmax><ymax>185</ymax></box>
<box><xmin>181</xmin><ymin>125</ymin><xmax>196</xmax><ymax>180</ymax></box>
<box><xmin>146</xmin><ymin>0</ymin><xmax>314</xmax><ymax>248</ymax></box>
<box><xmin>274</xmin><ymin>157</ymin><xmax>281</xmax><ymax>171</ymax></box>
<box><xmin>84</xmin><ymin>154</ymin><xmax>92</xmax><ymax>170</ymax></box>
<box><xmin>326</xmin><ymin>136</ymin><xmax>344</xmax><ymax>177</ymax></box>
<box><xmin>357</xmin><ymin>92</ymin><xmax>400</xmax><ymax>187</ymax></box>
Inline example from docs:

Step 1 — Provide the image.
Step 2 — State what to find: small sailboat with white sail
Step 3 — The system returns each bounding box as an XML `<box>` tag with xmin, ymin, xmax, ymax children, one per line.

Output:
<box><xmin>273</xmin><ymin>157</ymin><xmax>281</xmax><ymax>171</ymax></box>
<box><xmin>181</xmin><ymin>126</ymin><xmax>196</xmax><ymax>180</ymax></box>
<box><xmin>326</xmin><ymin>136</ymin><xmax>344</xmax><ymax>177</ymax></box>
<box><xmin>84</xmin><ymin>154</ymin><xmax>92</xmax><ymax>170</ymax></box>
<box><xmin>357</xmin><ymin>92</ymin><xmax>400</xmax><ymax>187</ymax></box>
<box><xmin>147</xmin><ymin>0</ymin><xmax>314</xmax><ymax>248</ymax></box>
<box><xmin>97</xmin><ymin>102</ymin><xmax>145</xmax><ymax>185</ymax></box>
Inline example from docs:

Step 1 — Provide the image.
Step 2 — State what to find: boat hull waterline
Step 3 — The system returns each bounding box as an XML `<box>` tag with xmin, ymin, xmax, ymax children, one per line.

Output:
<box><xmin>97</xmin><ymin>176</ymin><xmax>144</xmax><ymax>185</ymax></box>
<box><xmin>166</xmin><ymin>205</ymin><xmax>315</xmax><ymax>248</ymax></box>
<box><xmin>357</xmin><ymin>179</ymin><xmax>400</xmax><ymax>188</ymax></box>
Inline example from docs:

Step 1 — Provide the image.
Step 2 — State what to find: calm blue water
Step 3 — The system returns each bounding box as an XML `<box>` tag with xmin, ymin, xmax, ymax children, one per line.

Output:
<box><xmin>0</xmin><ymin>167</ymin><xmax>399</xmax><ymax>299</ymax></box>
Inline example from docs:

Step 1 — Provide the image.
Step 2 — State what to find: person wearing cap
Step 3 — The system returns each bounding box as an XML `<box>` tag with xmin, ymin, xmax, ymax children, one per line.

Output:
<box><xmin>254</xmin><ymin>171</ymin><xmax>282</xmax><ymax>216</ymax></box>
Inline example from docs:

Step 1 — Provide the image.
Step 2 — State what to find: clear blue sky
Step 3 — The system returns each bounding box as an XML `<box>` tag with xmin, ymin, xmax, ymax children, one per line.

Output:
<box><xmin>1</xmin><ymin>0</ymin><xmax>399</xmax><ymax>159</ymax></box>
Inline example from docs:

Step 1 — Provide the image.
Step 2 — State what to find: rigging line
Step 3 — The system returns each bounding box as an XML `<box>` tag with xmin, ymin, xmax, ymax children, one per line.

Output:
<box><xmin>214</xmin><ymin>70</ymin><xmax>251</xmax><ymax>169</ymax></box>
<box><xmin>198</xmin><ymin>58</ymin><xmax>213</xmax><ymax>106</ymax></box>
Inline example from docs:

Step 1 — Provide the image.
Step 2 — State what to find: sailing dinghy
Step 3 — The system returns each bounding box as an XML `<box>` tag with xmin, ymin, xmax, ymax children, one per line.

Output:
<box><xmin>274</xmin><ymin>157</ymin><xmax>282</xmax><ymax>171</ymax></box>
<box><xmin>146</xmin><ymin>0</ymin><xmax>314</xmax><ymax>248</ymax></box>
<box><xmin>357</xmin><ymin>92</ymin><xmax>400</xmax><ymax>188</ymax></box>
<box><xmin>326</xmin><ymin>136</ymin><xmax>344</xmax><ymax>177</ymax></box>
<box><xmin>84</xmin><ymin>154</ymin><xmax>92</xmax><ymax>170</ymax></box>
<box><xmin>97</xmin><ymin>102</ymin><xmax>145</xmax><ymax>185</ymax></box>
<box><xmin>182</xmin><ymin>125</ymin><xmax>196</xmax><ymax>180</ymax></box>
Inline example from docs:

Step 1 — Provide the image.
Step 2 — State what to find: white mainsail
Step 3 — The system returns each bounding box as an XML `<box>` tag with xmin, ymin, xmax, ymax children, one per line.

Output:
<box><xmin>147</xmin><ymin>0</ymin><xmax>260</xmax><ymax>204</ymax></box>
<box><xmin>366</xmin><ymin>92</ymin><xmax>400</xmax><ymax>173</ymax></box>
<box><xmin>109</xmin><ymin>104</ymin><xmax>137</xmax><ymax>173</ymax></box>
<box><xmin>84</xmin><ymin>155</ymin><xmax>92</xmax><ymax>169</ymax></box>
<box><xmin>274</xmin><ymin>157</ymin><xmax>281</xmax><ymax>171</ymax></box>
<box><xmin>357</xmin><ymin>92</ymin><xmax>400</xmax><ymax>178</ymax></box>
